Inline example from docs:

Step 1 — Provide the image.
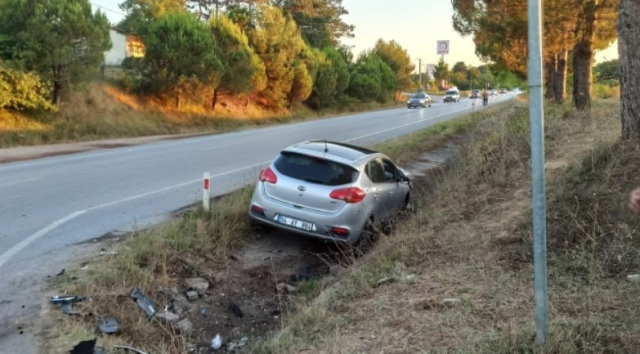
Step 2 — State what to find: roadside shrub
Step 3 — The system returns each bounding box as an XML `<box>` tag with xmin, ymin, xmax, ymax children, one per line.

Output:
<box><xmin>0</xmin><ymin>65</ymin><xmax>55</xmax><ymax>111</ymax></box>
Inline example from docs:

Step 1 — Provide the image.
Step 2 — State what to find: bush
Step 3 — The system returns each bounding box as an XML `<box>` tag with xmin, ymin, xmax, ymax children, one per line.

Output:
<box><xmin>593</xmin><ymin>83</ymin><xmax>620</xmax><ymax>99</ymax></box>
<box><xmin>0</xmin><ymin>66</ymin><xmax>55</xmax><ymax>111</ymax></box>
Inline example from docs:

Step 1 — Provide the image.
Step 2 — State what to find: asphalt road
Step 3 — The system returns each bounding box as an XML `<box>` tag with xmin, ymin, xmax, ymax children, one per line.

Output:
<box><xmin>0</xmin><ymin>94</ymin><xmax>514</xmax><ymax>353</ymax></box>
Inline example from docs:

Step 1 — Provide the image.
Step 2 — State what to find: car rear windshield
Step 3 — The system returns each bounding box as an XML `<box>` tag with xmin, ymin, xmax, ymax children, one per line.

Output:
<box><xmin>411</xmin><ymin>94</ymin><xmax>425</xmax><ymax>99</ymax></box>
<box><xmin>274</xmin><ymin>152</ymin><xmax>359</xmax><ymax>186</ymax></box>
<box><xmin>445</xmin><ymin>90</ymin><xmax>458</xmax><ymax>95</ymax></box>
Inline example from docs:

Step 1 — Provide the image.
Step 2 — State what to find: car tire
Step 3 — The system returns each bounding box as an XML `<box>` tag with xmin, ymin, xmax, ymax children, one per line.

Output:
<box><xmin>400</xmin><ymin>193</ymin><xmax>416</xmax><ymax>218</ymax></box>
<box><xmin>428</xmin><ymin>104</ymin><xmax>432</xmax><ymax>107</ymax></box>
<box><xmin>354</xmin><ymin>217</ymin><xmax>378</xmax><ymax>254</ymax></box>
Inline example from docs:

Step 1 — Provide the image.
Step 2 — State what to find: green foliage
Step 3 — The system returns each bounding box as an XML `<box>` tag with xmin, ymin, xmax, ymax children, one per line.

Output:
<box><xmin>143</xmin><ymin>12</ymin><xmax>223</xmax><ymax>105</ymax></box>
<box><xmin>433</xmin><ymin>58</ymin><xmax>450</xmax><ymax>88</ymax></box>
<box><xmin>274</xmin><ymin>0</ymin><xmax>354</xmax><ymax>48</ymax></box>
<box><xmin>249</xmin><ymin>5</ymin><xmax>307</xmax><ymax>108</ymax></box>
<box><xmin>593</xmin><ymin>59</ymin><xmax>620</xmax><ymax>83</ymax></box>
<box><xmin>373</xmin><ymin>39</ymin><xmax>415</xmax><ymax>92</ymax></box>
<box><xmin>0</xmin><ymin>65</ymin><xmax>54</xmax><ymax>111</ymax></box>
<box><xmin>210</xmin><ymin>14</ymin><xmax>265</xmax><ymax>102</ymax></box>
<box><xmin>348</xmin><ymin>53</ymin><xmax>396</xmax><ymax>103</ymax></box>
<box><xmin>289</xmin><ymin>61</ymin><xmax>313</xmax><ymax>107</ymax></box>
<box><xmin>117</xmin><ymin>0</ymin><xmax>186</xmax><ymax>35</ymax></box>
<box><xmin>1</xmin><ymin>0</ymin><xmax>111</xmax><ymax>104</ymax></box>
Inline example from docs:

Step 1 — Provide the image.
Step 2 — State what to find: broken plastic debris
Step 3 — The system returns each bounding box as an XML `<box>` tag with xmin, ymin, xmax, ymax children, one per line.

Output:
<box><xmin>229</xmin><ymin>303</ymin><xmax>243</xmax><ymax>318</ymax></box>
<box><xmin>98</xmin><ymin>318</ymin><xmax>120</xmax><ymax>334</ymax></box>
<box><xmin>130</xmin><ymin>288</ymin><xmax>157</xmax><ymax>318</ymax></box>
<box><xmin>56</xmin><ymin>269</ymin><xmax>65</xmax><ymax>276</ymax></box>
<box><xmin>69</xmin><ymin>338</ymin><xmax>96</xmax><ymax>354</ymax></box>
<box><xmin>113</xmin><ymin>345</ymin><xmax>149</xmax><ymax>354</ymax></box>
<box><xmin>51</xmin><ymin>295</ymin><xmax>85</xmax><ymax>315</ymax></box>
<box><xmin>211</xmin><ymin>334</ymin><xmax>222</xmax><ymax>350</ymax></box>
<box><xmin>100</xmin><ymin>251</ymin><xmax>118</xmax><ymax>256</ymax></box>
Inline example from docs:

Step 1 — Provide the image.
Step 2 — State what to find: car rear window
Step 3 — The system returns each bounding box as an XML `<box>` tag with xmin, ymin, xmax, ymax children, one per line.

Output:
<box><xmin>411</xmin><ymin>94</ymin><xmax>425</xmax><ymax>99</ymax></box>
<box><xmin>445</xmin><ymin>90</ymin><xmax>458</xmax><ymax>95</ymax></box>
<box><xmin>274</xmin><ymin>152</ymin><xmax>359</xmax><ymax>186</ymax></box>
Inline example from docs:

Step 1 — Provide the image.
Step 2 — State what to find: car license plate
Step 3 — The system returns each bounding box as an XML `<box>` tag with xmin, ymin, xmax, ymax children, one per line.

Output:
<box><xmin>275</xmin><ymin>215</ymin><xmax>316</xmax><ymax>231</ymax></box>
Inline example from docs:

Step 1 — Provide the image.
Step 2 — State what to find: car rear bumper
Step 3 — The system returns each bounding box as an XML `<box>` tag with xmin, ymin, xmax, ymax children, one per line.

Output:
<box><xmin>249</xmin><ymin>184</ymin><xmax>365</xmax><ymax>243</ymax></box>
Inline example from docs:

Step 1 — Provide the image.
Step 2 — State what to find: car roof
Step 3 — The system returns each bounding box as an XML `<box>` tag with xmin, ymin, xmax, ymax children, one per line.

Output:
<box><xmin>283</xmin><ymin>140</ymin><xmax>380</xmax><ymax>165</ymax></box>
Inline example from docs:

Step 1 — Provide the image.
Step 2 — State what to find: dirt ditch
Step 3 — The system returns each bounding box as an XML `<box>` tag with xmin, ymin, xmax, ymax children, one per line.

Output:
<box><xmin>47</xmin><ymin>141</ymin><xmax>458</xmax><ymax>354</ymax></box>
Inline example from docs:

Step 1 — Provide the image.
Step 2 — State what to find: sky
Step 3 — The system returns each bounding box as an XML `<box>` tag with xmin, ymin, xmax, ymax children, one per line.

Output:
<box><xmin>92</xmin><ymin>0</ymin><xmax>619</xmax><ymax>70</ymax></box>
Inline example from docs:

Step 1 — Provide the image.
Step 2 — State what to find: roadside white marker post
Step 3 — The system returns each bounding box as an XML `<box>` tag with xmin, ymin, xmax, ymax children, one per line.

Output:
<box><xmin>528</xmin><ymin>0</ymin><xmax>548</xmax><ymax>344</ymax></box>
<box><xmin>203</xmin><ymin>172</ymin><xmax>211</xmax><ymax>211</ymax></box>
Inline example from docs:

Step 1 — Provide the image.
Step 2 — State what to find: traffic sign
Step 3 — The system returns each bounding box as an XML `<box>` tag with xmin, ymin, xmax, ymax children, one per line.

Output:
<box><xmin>437</xmin><ymin>40</ymin><xmax>450</xmax><ymax>55</ymax></box>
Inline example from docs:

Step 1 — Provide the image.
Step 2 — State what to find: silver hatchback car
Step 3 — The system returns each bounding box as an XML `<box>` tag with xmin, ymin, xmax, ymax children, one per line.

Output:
<box><xmin>249</xmin><ymin>141</ymin><xmax>413</xmax><ymax>244</ymax></box>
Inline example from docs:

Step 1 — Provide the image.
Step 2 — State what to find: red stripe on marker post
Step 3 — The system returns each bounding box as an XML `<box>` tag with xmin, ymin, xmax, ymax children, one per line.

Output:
<box><xmin>203</xmin><ymin>172</ymin><xmax>211</xmax><ymax>211</ymax></box>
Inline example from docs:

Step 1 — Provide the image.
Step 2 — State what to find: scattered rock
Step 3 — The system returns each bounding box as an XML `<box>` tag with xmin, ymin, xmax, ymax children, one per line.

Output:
<box><xmin>176</xmin><ymin>319</ymin><xmax>193</xmax><ymax>335</ymax></box>
<box><xmin>627</xmin><ymin>274</ymin><xmax>640</xmax><ymax>283</ymax></box>
<box><xmin>186</xmin><ymin>290</ymin><xmax>199</xmax><ymax>302</ymax></box>
<box><xmin>375</xmin><ymin>277</ymin><xmax>396</xmax><ymax>287</ymax></box>
<box><xmin>98</xmin><ymin>318</ymin><xmax>120</xmax><ymax>334</ymax></box>
<box><xmin>171</xmin><ymin>294</ymin><xmax>192</xmax><ymax>315</ymax></box>
<box><xmin>276</xmin><ymin>283</ymin><xmax>297</xmax><ymax>293</ymax></box>
<box><xmin>184</xmin><ymin>278</ymin><xmax>210</xmax><ymax>295</ymax></box>
<box><xmin>442</xmin><ymin>298</ymin><xmax>462</xmax><ymax>307</ymax></box>
<box><xmin>155</xmin><ymin>310</ymin><xmax>179</xmax><ymax>324</ymax></box>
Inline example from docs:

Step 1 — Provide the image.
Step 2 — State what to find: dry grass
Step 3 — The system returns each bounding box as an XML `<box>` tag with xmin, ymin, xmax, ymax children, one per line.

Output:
<box><xmin>46</xmin><ymin>188</ymin><xmax>253</xmax><ymax>354</ymax></box>
<box><xmin>252</xmin><ymin>100</ymin><xmax>640</xmax><ymax>354</ymax></box>
<box><xmin>0</xmin><ymin>83</ymin><xmax>403</xmax><ymax>148</ymax></box>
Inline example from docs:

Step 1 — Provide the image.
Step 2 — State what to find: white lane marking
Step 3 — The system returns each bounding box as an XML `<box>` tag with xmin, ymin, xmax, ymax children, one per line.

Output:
<box><xmin>346</xmin><ymin>107</ymin><xmax>471</xmax><ymax>142</ymax></box>
<box><xmin>0</xmin><ymin>177</ymin><xmax>40</xmax><ymax>188</ymax></box>
<box><xmin>0</xmin><ymin>160</ymin><xmax>273</xmax><ymax>269</ymax></box>
<box><xmin>0</xmin><ymin>211</ymin><xmax>87</xmax><ymax>269</ymax></box>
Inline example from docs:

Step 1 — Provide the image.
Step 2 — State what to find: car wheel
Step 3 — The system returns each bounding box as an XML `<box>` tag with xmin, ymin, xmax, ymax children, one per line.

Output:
<box><xmin>429</xmin><ymin>104</ymin><xmax>432</xmax><ymax>107</ymax></box>
<box><xmin>400</xmin><ymin>193</ymin><xmax>415</xmax><ymax>218</ymax></box>
<box><xmin>354</xmin><ymin>217</ymin><xmax>378</xmax><ymax>254</ymax></box>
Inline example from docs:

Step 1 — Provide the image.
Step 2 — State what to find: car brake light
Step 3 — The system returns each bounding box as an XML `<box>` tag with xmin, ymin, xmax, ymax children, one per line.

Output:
<box><xmin>251</xmin><ymin>204</ymin><xmax>265</xmax><ymax>217</ymax></box>
<box><xmin>330</xmin><ymin>187</ymin><xmax>365</xmax><ymax>203</ymax></box>
<box><xmin>330</xmin><ymin>227</ymin><xmax>350</xmax><ymax>237</ymax></box>
<box><xmin>259</xmin><ymin>167</ymin><xmax>277</xmax><ymax>184</ymax></box>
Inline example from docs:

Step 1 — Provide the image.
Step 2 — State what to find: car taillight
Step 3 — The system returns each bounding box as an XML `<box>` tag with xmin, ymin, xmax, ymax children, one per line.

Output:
<box><xmin>251</xmin><ymin>204</ymin><xmax>265</xmax><ymax>217</ymax></box>
<box><xmin>330</xmin><ymin>227</ymin><xmax>350</xmax><ymax>237</ymax></box>
<box><xmin>330</xmin><ymin>187</ymin><xmax>365</xmax><ymax>203</ymax></box>
<box><xmin>259</xmin><ymin>167</ymin><xmax>277</xmax><ymax>184</ymax></box>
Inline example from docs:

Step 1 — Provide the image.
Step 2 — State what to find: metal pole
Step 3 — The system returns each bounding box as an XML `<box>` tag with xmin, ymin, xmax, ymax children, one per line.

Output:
<box><xmin>527</xmin><ymin>0</ymin><xmax>548</xmax><ymax>344</ymax></box>
<box><xmin>418</xmin><ymin>58</ymin><xmax>422</xmax><ymax>89</ymax></box>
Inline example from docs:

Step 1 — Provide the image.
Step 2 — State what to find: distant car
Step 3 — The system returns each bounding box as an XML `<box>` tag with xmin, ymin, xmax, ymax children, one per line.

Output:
<box><xmin>407</xmin><ymin>93</ymin><xmax>433</xmax><ymax>108</ymax></box>
<box><xmin>500</xmin><ymin>88</ymin><xmax>507</xmax><ymax>94</ymax></box>
<box><xmin>249</xmin><ymin>141</ymin><xmax>413</xmax><ymax>244</ymax></box>
<box><xmin>490</xmin><ymin>89</ymin><xmax>497</xmax><ymax>96</ymax></box>
<box><xmin>443</xmin><ymin>89</ymin><xmax>461</xmax><ymax>103</ymax></box>
<box><xmin>469</xmin><ymin>89</ymin><xmax>480</xmax><ymax>99</ymax></box>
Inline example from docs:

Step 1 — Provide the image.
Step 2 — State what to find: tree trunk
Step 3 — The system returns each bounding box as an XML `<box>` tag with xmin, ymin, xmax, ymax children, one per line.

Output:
<box><xmin>211</xmin><ymin>89</ymin><xmax>219</xmax><ymax>110</ymax></box>
<box><xmin>572</xmin><ymin>0</ymin><xmax>598</xmax><ymax>111</ymax></box>
<box><xmin>52</xmin><ymin>81</ymin><xmax>61</xmax><ymax>105</ymax></box>
<box><xmin>554</xmin><ymin>51</ymin><xmax>568</xmax><ymax>103</ymax></box>
<box><xmin>175</xmin><ymin>95</ymin><xmax>181</xmax><ymax>109</ymax></box>
<box><xmin>545</xmin><ymin>56</ymin><xmax>557</xmax><ymax>101</ymax></box>
<box><xmin>619</xmin><ymin>0</ymin><xmax>640</xmax><ymax>140</ymax></box>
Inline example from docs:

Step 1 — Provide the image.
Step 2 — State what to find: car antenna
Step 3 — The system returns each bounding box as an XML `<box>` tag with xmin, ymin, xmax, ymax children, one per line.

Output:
<box><xmin>324</xmin><ymin>139</ymin><xmax>329</xmax><ymax>153</ymax></box>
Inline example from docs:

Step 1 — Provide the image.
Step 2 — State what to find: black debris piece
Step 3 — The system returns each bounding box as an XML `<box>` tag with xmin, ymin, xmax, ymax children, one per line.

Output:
<box><xmin>51</xmin><ymin>296</ymin><xmax>85</xmax><ymax>316</ymax></box>
<box><xmin>69</xmin><ymin>338</ymin><xmax>96</xmax><ymax>354</ymax></box>
<box><xmin>56</xmin><ymin>269</ymin><xmax>66</xmax><ymax>276</ymax></box>
<box><xmin>291</xmin><ymin>265</ymin><xmax>311</xmax><ymax>282</ymax></box>
<box><xmin>113</xmin><ymin>345</ymin><xmax>149</xmax><ymax>354</ymax></box>
<box><xmin>129</xmin><ymin>288</ymin><xmax>157</xmax><ymax>318</ymax></box>
<box><xmin>229</xmin><ymin>303</ymin><xmax>243</xmax><ymax>318</ymax></box>
<box><xmin>98</xmin><ymin>318</ymin><xmax>120</xmax><ymax>334</ymax></box>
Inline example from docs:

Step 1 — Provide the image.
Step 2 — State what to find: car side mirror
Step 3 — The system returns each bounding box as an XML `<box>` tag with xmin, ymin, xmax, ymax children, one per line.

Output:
<box><xmin>397</xmin><ymin>175</ymin><xmax>410</xmax><ymax>183</ymax></box>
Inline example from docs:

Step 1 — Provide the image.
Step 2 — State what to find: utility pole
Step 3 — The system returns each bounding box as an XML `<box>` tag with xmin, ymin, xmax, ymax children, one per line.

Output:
<box><xmin>528</xmin><ymin>0</ymin><xmax>548</xmax><ymax>345</ymax></box>
<box><xmin>418</xmin><ymin>58</ymin><xmax>422</xmax><ymax>90</ymax></box>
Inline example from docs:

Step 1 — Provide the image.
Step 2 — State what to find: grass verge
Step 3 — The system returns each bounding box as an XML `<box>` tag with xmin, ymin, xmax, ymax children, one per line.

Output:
<box><xmin>251</xmin><ymin>99</ymin><xmax>640</xmax><ymax>354</ymax></box>
<box><xmin>44</xmin><ymin>100</ymin><xmax>501</xmax><ymax>353</ymax></box>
